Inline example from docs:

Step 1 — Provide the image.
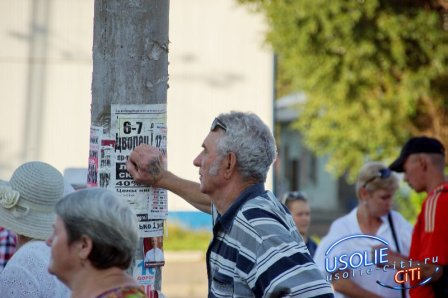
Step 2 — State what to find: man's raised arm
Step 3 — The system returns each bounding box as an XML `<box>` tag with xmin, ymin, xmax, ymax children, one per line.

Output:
<box><xmin>126</xmin><ymin>144</ymin><xmax>211</xmax><ymax>214</ymax></box>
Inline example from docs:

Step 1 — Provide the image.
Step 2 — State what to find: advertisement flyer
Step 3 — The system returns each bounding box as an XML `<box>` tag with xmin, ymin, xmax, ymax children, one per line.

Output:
<box><xmin>110</xmin><ymin>104</ymin><xmax>167</xmax><ymax>237</ymax></box>
<box><xmin>132</xmin><ymin>259</ymin><xmax>157</xmax><ymax>289</ymax></box>
<box><xmin>143</xmin><ymin>236</ymin><xmax>165</xmax><ymax>268</ymax></box>
<box><xmin>87</xmin><ymin>126</ymin><xmax>101</xmax><ymax>187</ymax></box>
<box><xmin>98</xmin><ymin>138</ymin><xmax>115</xmax><ymax>189</ymax></box>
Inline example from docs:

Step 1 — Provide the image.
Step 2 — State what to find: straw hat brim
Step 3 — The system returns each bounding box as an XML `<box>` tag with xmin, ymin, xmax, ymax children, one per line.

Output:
<box><xmin>0</xmin><ymin>161</ymin><xmax>64</xmax><ymax>240</ymax></box>
<box><xmin>0</xmin><ymin>206</ymin><xmax>55</xmax><ymax>240</ymax></box>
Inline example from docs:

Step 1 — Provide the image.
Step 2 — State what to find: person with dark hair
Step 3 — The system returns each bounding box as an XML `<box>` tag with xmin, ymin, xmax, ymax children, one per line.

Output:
<box><xmin>46</xmin><ymin>188</ymin><xmax>145</xmax><ymax>298</ymax></box>
<box><xmin>128</xmin><ymin>111</ymin><xmax>334</xmax><ymax>297</ymax></box>
<box><xmin>389</xmin><ymin>136</ymin><xmax>448</xmax><ymax>298</ymax></box>
<box><xmin>283</xmin><ymin>191</ymin><xmax>318</xmax><ymax>257</ymax></box>
<box><xmin>0</xmin><ymin>161</ymin><xmax>70</xmax><ymax>297</ymax></box>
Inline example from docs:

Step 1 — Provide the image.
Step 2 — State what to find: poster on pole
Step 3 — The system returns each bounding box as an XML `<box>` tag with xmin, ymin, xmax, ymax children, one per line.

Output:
<box><xmin>99</xmin><ymin>138</ymin><xmax>115</xmax><ymax>189</ymax></box>
<box><xmin>110</xmin><ymin>104</ymin><xmax>167</xmax><ymax>237</ymax></box>
<box><xmin>87</xmin><ymin>126</ymin><xmax>101</xmax><ymax>187</ymax></box>
<box><xmin>132</xmin><ymin>259</ymin><xmax>157</xmax><ymax>289</ymax></box>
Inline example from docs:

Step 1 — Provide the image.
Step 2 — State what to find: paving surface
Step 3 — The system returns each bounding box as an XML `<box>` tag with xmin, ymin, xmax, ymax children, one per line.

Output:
<box><xmin>161</xmin><ymin>251</ymin><xmax>208</xmax><ymax>298</ymax></box>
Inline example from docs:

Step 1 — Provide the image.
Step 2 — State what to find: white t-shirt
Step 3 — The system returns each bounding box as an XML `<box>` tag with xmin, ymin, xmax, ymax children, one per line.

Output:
<box><xmin>314</xmin><ymin>208</ymin><xmax>413</xmax><ymax>298</ymax></box>
<box><xmin>0</xmin><ymin>241</ymin><xmax>70</xmax><ymax>298</ymax></box>
<box><xmin>144</xmin><ymin>247</ymin><xmax>165</xmax><ymax>263</ymax></box>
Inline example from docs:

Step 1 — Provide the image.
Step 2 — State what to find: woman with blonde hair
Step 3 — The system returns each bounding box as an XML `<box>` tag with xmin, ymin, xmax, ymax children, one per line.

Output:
<box><xmin>314</xmin><ymin>162</ymin><xmax>412</xmax><ymax>298</ymax></box>
<box><xmin>47</xmin><ymin>188</ymin><xmax>145</xmax><ymax>298</ymax></box>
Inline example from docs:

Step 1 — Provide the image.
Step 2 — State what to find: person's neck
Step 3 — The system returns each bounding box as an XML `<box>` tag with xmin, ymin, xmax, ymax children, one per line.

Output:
<box><xmin>212</xmin><ymin>179</ymin><xmax>257</xmax><ymax>215</ymax></box>
<box><xmin>16</xmin><ymin>235</ymin><xmax>35</xmax><ymax>249</ymax></box>
<box><xmin>70</xmin><ymin>266</ymin><xmax>136</xmax><ymax>298</ymax></box>
<box><xmin>425</xmin><ymin>170</ymin><xmax>446</xmax><ymax>193</ymax></box>
<box><xmin>356</xmin><ymin>205</ymin><xmax>382</xmax><ymax>235</ymax></box>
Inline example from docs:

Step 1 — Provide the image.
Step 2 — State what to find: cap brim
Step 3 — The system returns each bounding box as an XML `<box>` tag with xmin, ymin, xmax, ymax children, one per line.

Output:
<box><xmin>389</xmin><ymin>155</ymin><xmax>406</xmax><ymax>172</ymax></box>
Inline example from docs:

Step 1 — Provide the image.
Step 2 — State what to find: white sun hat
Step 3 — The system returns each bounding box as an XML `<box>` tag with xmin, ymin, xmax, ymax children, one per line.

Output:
<box><xmin>0</xmin><ymin>161</ymin><xmax>64</xmax><ymax>240</ymax></box>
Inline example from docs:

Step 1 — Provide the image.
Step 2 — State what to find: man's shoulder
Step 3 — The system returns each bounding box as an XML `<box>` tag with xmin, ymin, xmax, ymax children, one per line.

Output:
<box><xmin>238</xmin><ymin>192</ymin><xmax>288</xmax><ymax>222</ymax></box>
<box><xmin>240</xmin><ymin>190</ymin><xmax>280</xmax><ymax>209</ymax></box>
<box><xmin>432</xmin><ymin>182</ymin><xmax>448</xmax><ymax>195</ymax></box>
<box><xmin>427</xmin><ymin>183</ymin><xmax>448</xmax><ymax>206</ymax></box>
<box><xmin>232</xmin><ymin>193</ymin><xmax>302</xmax><ymax>245</ymax></box>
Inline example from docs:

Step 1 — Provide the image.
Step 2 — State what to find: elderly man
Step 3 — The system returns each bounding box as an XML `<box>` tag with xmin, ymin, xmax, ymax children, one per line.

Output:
<box><xmin>389</xmin><ymin>136</ymin><xmax>448</xmax><ymax>298</ymax></box>
<box><xmin>127</xmin><ymin>111</ymin><xmax>333</xmax><ymax>297</ymax></box>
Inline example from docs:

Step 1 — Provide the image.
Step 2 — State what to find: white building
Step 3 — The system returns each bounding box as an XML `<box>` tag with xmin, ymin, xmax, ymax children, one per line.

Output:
<box><xmin>0</xmin><ymin>0</ymin><xmax>273</xmax><ymax>214</ymax></box>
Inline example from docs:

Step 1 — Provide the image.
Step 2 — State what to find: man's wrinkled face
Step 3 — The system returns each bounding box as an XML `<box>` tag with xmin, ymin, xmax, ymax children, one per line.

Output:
<box><xmin>193</xmin><ymin>131</ymin><xmax>225</xmax><ymax>194</ymax></box>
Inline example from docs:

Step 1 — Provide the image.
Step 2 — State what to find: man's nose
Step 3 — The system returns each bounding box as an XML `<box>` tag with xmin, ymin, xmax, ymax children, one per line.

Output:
<box><xmin>193</xmin><ymin>155</ymin><xmax>201</xmax><ymax>167</ymax></box>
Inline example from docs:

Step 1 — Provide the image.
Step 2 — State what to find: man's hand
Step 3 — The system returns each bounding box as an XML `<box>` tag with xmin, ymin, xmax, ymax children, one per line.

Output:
<box><xmin>126</xmin><ymin>144</ymin><xmax>166</xmax><ymax>186</ymax></box>
<box><xmin>371</xmin><ymin>246</ymin><xmax>443</xmax><ymax>282</ymax></box>
<box><xmin>420</xmin><ymin>262</ymin><xmax>443</xmax><ymax>281</ymax></box>
<box><xmin>127</xmin><ymin>144</ymin><xmax>211</xmax><ymax>213</ymax></box>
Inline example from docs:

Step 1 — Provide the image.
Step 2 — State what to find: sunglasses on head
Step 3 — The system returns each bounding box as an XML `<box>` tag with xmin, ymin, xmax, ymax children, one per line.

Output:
<box><xmin>363</xmin><ymin>168</ymin><xmax>392</xmax><ymax>188</ymax></box>
<box><xmin>210</xmin><ymin>117</ymin><xmax>227</xmax><ymax>132</ymax></box>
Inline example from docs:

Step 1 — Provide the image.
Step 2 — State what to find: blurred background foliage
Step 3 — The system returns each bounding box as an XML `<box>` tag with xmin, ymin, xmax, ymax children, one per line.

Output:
<box><xmin>395</xmin><ymin>187</ymin><xmax>426</xmax><ymax>224</ymax></box>
<box><xmin>238</xmin><ymin>0</ymin><xmax>448</xmax><ymax>182</ymax></box>
<box><xmin>164</xmin><ymin>224</ymin><xmax>211</xmax><ymax>251</ymax></box>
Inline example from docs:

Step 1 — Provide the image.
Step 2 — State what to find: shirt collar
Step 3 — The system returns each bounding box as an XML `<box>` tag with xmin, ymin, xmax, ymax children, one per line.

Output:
<box><xmin>215</xmin><ymin>183</ymin><xmax>265</xmax><ymax>233</ymax></box>
<box><xmin>432</xmin><ymin>182</ymin><xmax>448</xmax><ymax>194</ymax></box>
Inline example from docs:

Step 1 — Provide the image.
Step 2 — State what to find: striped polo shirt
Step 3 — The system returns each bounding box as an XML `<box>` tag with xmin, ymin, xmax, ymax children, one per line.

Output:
<box><xmin>207</xmin><ymin>183</ymin><xmax>334</xmax><ymax>297</ymax></box>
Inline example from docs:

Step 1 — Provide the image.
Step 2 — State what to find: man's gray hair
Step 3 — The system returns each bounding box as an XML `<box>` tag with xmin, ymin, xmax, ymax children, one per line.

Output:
<box><xmin>216</xmin><ymin>111</ymin><xmax>277</xmax><ymax>183</ymax></box>
<box><xmin>55</xmin><ymin>188</ymin><xmax>138</xmax><ymax>270</ymax></box>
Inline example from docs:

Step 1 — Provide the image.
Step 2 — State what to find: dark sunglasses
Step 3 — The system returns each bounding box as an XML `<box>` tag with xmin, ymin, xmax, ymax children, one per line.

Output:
<box><xmin>210</xmin><ymin>117</ymin><xmax>227</xmax><ymax>132</ymax></box>
<box><xmin>363</xmin><ymin>168</ymin><xmax>392</xmax><ymax>188</ymax></box>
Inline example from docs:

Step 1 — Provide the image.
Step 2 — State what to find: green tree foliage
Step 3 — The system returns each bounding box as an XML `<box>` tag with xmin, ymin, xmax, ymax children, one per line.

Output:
<box><xmin>239</xmin><ymin>0</ymin><xmax>448</xmax><ymax>180</ymax></box>
<box><xmin>394</xmin><ymin>187</ymin><xmax>426</xmax><ymax>224</ymax></box>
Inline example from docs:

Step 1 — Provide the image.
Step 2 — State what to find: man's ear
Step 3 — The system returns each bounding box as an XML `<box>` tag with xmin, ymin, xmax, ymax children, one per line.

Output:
<box><xmin>224</xmin><ymin>152</ymin><xmax>237</xmax><ymax>179</ymax></box>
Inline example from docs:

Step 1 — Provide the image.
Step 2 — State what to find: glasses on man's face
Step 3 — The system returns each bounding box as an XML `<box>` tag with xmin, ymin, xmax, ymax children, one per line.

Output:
<box><xmin>363</xmin><ymin>168</ymin><xmax>392</xmax><ymax>188</ymax></box>
<box><xmin>210</xmin><ymin>117</ymin><xmax>227</xmax><ymax>132</ymax></box>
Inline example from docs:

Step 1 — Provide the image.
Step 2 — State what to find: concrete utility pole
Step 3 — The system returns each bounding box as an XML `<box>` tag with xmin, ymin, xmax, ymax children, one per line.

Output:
<box><xmin>90</xmin><ymin>0</ymin><xmax>169</xmax><ymax>294</ymax></box>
